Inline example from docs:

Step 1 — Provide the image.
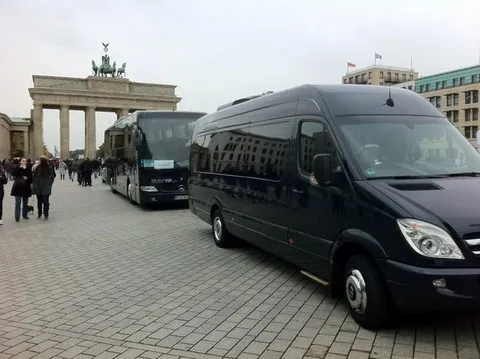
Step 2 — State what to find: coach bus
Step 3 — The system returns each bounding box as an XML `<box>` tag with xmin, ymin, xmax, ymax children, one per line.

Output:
<box><xmin>104</xmin><ymin>110</ymin><xmax>206</xmax><ymax>205</ymax></box>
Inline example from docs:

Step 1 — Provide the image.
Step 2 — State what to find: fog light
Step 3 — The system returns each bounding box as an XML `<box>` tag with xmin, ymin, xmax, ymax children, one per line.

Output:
<box><xmin>432</xmin><ymin>278</ymin><xmax>447</xmax><ymax>288</ymax></box>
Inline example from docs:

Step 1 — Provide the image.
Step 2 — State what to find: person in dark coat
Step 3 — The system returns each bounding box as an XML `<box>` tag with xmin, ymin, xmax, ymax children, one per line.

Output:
<box><xmin>10</xmin><ymin>158</ymin><xmax>33</xmax><ymax>222</ymax></box>
<box><xmin>0</xmin><ymin>163</ymin><xmax>7</xmax><ymax>225</ymax></box>
<box><xmin>33</xmin><ymin>156</ymin><xmax>56</xmax><ymax>220</ymax></box>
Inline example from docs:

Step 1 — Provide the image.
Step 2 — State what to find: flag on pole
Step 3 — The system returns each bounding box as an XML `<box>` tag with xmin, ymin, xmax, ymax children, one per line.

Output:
<box><xmin>347</xmin><ymin>62</ymin><xmax>356</xmax><ymax>68</ymax></box>
<box><xmin>375</xmin><ymin>53</ymin><xmax>382</xmax><ymax>60</ymax></box>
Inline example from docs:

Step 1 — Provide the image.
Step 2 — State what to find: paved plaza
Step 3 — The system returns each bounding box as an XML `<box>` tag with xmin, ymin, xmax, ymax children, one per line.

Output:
<box><xmin>0</xmin><ymin>177</ymin><xmax>479</xmax><ymax>359</ymax></box>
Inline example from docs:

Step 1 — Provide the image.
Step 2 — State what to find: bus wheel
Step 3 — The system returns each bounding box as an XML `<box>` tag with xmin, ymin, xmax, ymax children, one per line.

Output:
<box><xmin>343</xmin><ymin>255</ymin><xmax>390</xmax><ymax>329</ymax></box>
<box><xmin>211</xmin><ymin>209</ymin><xmax>231</xmax><ymax>248</ymax></box>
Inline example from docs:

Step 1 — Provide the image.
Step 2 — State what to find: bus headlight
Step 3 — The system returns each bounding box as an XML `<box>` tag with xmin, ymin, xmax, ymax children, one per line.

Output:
<box><xmin>397</xmin><ymin>219</ymin><xmax>464</xmax><ymax>259</ymax></box>
<box><xmin>140</xmin><ymin>186</ymin><xmax>158</xmax><ymax>192</ymax></box>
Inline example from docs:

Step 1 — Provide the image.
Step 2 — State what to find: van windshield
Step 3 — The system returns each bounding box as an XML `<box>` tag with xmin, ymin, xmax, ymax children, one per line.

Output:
<box><xmin>337</xmin><ymin>115</ymin><xmax>480</xmax><ymax>179</ymax></box>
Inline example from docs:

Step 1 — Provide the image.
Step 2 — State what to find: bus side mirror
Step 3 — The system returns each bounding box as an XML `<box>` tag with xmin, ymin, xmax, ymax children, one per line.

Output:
<box><xmin>133</xmin><ymin>129</ymin><xmax>143</xmax><ymax>148</ymax></box>
<box><xmin>312</xmin><ymin>153</ymin><xmax>332</xmax><ymax>185</ymax></box>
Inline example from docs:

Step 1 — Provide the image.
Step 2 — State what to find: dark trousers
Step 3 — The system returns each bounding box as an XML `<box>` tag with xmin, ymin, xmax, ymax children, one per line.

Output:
<box><xmin>14</xmin><ymin>196</ymin><xmax>28</xmax><ymax>220</ymax></box>
<box><xmin>0</xmin><ymin>190</ymin><xmax>3</xmax><ymax>220</ymax></box>
<box><xmin>37</xmin><ymin>194</ymin><xmax>50</xmax><ymax>217</ymax></box>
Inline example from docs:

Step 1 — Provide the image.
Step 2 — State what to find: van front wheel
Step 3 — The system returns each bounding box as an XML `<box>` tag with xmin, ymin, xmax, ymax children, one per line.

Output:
<box><xmin>211</xmin><ymin>209</ymin><xmax>231</xmax><ymax>248</ymax></box>
<box><xmin>344</xmin><ymin>255</ymin><xmax>390</xmax><ymax>329</ymax></box>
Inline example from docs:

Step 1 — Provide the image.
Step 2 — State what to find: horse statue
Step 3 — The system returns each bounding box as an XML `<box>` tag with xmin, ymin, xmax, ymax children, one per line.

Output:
<box><xmin>116</xmin><ymin>63</ymin><xmax>127</xmax><ymax>78</ymax></box>
<box><xmin>92</xmin><ymin>60</ymin><xmax>99</xmax><ymax>76</ymax></box>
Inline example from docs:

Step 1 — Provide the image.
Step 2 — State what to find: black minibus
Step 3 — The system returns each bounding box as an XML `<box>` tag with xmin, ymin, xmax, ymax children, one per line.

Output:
<box><xmin>188</xmin><ymin>84</ymin><xmax>480</xmax><ymax>328</ymax></box>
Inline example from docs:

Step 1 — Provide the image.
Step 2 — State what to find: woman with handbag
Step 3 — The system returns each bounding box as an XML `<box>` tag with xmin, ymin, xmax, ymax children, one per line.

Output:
<box><xmin>0</xmin><ymin>164</ymin><xmax>7</xmax><ymax>225</ymax></box>
<box><xmin>10</xmin><ymin>158</ymin><xmax>33</xmax><ymax>222</ymax></box>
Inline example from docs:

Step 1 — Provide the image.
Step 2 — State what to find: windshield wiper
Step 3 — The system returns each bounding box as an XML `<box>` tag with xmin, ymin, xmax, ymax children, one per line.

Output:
<box><xmin>445</xmin><ymin>172</ymin><xmax>480</xmax><ymax>177</ymax></box>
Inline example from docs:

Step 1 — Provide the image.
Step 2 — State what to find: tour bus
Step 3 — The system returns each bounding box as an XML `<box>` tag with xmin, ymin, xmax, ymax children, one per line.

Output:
<box><xmin>188</xmin><ymin>84</ymin><xmax>480</xmax><ymax>328</ymax></box>
<box><xmin>104</xmin><ymin>110</ymin><xmax>206</xmax><ymax>205</ymax></box>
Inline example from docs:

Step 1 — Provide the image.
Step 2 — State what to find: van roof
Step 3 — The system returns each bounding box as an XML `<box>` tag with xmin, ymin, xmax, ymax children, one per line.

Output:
<box><xmin>197</xmin><ymin>84</ymin><xmax>442</xmax><ymax>131</ymax></box>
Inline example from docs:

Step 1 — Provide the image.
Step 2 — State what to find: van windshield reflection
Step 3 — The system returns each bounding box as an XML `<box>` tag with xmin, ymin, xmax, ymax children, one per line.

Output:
<box><xmin>337</xmin><ymin>116</ymin><xmax>480</xmax><ymax>179</ymax></box>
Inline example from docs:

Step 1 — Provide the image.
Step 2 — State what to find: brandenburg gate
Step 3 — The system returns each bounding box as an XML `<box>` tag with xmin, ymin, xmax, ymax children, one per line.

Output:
<box><xmin>28</xmin><ymin>44</ymin><xmax>181</xmax><ymax>159</ymax></box>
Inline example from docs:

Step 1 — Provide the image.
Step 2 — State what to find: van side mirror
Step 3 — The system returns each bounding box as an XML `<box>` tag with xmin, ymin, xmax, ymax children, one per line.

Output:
<box><xmin>312</xmin><ymin>153</ymin><xmax>332</xmax><ymax>185</ymax></box>
<box><xmin>133</xmin><ymin>129</ymin><xmax>143</xmax><ymax>148</ymax></box>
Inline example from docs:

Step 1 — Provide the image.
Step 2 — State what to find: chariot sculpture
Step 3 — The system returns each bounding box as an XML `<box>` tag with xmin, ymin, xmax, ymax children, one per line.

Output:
<box><xmin>91</xmin><ymin>43</ymin><xmax>127</xmax><ymax>78</ymax></box>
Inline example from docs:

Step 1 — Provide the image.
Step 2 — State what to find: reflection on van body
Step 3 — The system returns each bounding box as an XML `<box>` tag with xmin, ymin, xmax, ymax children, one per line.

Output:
<box><xmin>189</xmin><ymin>84</ymin><xmax>480</xmax><ymax>328</ymax></box>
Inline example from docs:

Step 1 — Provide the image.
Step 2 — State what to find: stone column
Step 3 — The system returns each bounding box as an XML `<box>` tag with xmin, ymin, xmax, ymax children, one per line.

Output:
<box><xmin>33</xmin><ymin>104</ymin><xmax>43</xmax><ymax>158</ymax></box>
<box><xmin>23</xmin><ymin>130</ymin><xmax>29</xmax><ymax>158</ymax></box>
<box><xmin>116</xmin><ymin>108</ymin><xmax>129</xmax><ymax>119</ymax></box>
<box><xmin>59</xmin><ymin>105</ymin><xmax>70</xmax><ymax>160</ymax></box>
<box><xmin>84</xmin><ymin>106</ymin><xmax>96</xmax><ymax>159</ymax></box>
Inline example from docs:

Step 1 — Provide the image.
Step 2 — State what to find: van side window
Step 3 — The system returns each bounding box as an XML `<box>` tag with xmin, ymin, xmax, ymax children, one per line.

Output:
<box><xmin>242</xmin><ymin>121</ymin><xmax>291</xmax><ymax>180</ymax></box>
<box><xmin>299</xmin><ymin>121</ymin><xmax>338</xmax><ymax>174</ymax></box>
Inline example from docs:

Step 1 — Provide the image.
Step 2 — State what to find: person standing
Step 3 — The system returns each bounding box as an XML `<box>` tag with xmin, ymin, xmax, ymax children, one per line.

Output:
<box><xmin>58</xmin><ymin>160</ymin><xmax>67</xmax><ymax>180</ymax></box>
<box><xmin>10</xmin><ymin>158</ymin><xmax>32</xmax><ymax>222</ymax></box>
<box><xmin>33</xmin><ymin>156</ymin><xmax>56</xmax><ymax>220</ymax></box>
<box><xmin>0</xmin><ymin>164</ymin><xmax>7</xmax><ymax>225</ymax></box>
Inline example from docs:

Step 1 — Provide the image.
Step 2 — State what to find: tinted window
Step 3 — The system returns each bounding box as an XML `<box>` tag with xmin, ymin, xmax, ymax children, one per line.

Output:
<box><xmin>241</xmin><ymin>122</ymin><xmax>291</xmax><ymax>180</ymax></box>
<box><xmin>193</xmin><ymin>121</ymin><xmax>291</xmax><ymax>181</ymax></box>
<box><xmin>299</xmin><ymin>121</ymin><xmax>338</xmax><ymax>174</ymax></box>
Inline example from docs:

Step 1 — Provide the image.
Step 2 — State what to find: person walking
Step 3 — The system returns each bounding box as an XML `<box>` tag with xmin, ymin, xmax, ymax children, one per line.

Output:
<box><xmin>33</xmin><ymin>156</ymin><xmax>56</xmax><ymax>220</ymax></box>
<box><xmin>58</xmin><ymin>160</ymin><xmax>67</xmax><ymax>180</ymax></box>
<box><xmin>0</xmin><ymin>163</ymin><xmax>7</xmax><ymax>225</ymax></box>
<box><xmin>10</xmin><ymin>158</ymin><xmax>32</xmax><ymax>222</ymax></box>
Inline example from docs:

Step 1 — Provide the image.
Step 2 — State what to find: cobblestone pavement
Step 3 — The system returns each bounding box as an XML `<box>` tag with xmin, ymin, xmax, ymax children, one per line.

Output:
<box><xmin>0</xmin><ymin>176</ymin><xmax>479</xmax><ymax>359</ymax></box>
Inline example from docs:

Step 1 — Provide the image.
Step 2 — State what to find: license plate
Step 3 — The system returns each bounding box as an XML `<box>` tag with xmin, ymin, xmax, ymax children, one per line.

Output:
<box><xmin>174</xmin><ymin>195</ymin><xmax>189</xmax><ymax>200</ymax></box>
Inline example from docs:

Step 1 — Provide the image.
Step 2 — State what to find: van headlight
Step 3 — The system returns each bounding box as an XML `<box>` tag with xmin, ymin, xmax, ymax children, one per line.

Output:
<box><xmin>397</xmin><ymin>219</ymin><xmax>464</xmax><ymax>259</ymax></box>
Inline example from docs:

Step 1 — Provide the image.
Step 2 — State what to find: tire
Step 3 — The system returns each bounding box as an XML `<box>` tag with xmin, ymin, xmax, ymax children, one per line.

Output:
<box><xmin>211</xmin><ymin>209</ymin><xmax>232</xmax><ymax>248</ymax></box>
<box><xmin>343</xmin><ymin>255</ymin><xmax>390</xmax><ymax>329</ymax></box>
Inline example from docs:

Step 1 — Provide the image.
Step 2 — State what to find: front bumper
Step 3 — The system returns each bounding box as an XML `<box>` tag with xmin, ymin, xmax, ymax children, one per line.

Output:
<box><xmin>380</xmin><ymin>259</ymin><xmax>480</xmax><ymax>312</ymax></box>
<box><xmin>140</xmin><ymin>191</ymin><xmax>189</xmax><ymax>204</ymax></box>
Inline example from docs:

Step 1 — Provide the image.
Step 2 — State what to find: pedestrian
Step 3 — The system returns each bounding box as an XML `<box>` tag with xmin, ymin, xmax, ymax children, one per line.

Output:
<box><xmin>58</xmin><ymin>160</ymin><xmax>67</xmax><ymax>180</ymax></box>
<box><xmin>0</xmin><ymin>163</ymin><xmax>7</xmax><ymax>225</ymax></box>
<box><xmin>32</xmin><ymin>156</ymin><xmax>56</xmax><ymax>220</ymax></box>
<box><xmin>10</xmin><ymin>158</ymin><xmax>33</xmax><ymax>222</ymax></box>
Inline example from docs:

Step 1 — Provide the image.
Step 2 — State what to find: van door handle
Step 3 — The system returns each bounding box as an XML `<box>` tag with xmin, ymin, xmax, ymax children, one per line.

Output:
<box><xmin>293</xmin><ymin>188</ymin><xmax>304</xmax><ymax>195</ymax></box>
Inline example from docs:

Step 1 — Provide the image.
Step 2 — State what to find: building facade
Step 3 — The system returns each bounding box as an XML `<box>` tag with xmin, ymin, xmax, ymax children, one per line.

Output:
<box><xmin>342</xmin><ymin>65</ymin><xmax>419</xmax><ymax>86</ymax></box>
<box><xmin>0</xmin><ymin>113</ymin><xmax>33</xmax><ymax>160</ymax></box>
<box><xmin>414</xmin><ymin>65</ymin><xmax>480</xmax><ymax>146</ymax></box>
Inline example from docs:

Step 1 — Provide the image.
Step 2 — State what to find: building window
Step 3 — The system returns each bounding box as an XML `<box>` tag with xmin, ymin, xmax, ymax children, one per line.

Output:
<box><xmin>472</xmin><ymin>74</ymin><xmax>478</xmax><ymax>83</ymax></box>
<box><xmin>453</xmin><ymin>110</ymin><xmax>459</xmax><ymax>122</ymax></box>
<box><xmin>465</xmin><ymin>126</ymin><xmax>471</xmax><ymax>139</ymax></box>
<box><xmin>453</xmin><ymin>78</ymin><xmax>458</xmax><ymax>86</ymax></box>
<box><xmin>473</xmin><ymin>90</ymin><xmax>479</xmax><ymax>103</ymax></box>
<box><xmin>368</xmin><ymin>72</ymin><xmax>372</xmax><ymax>79</ymax></box>
<box><xmin>446</xmin><ymin>94</ymin><xmax>452</xmax><ymax>106</ymax></box>
<box><xmin>465</xmin><ymin>91</ymin><xmax>471</xmax><ymax>104</ymax></box>
<box><xmin>380</xmin><ymin>71</ymin><xmax>384</xmax><ymax>79</ymax></box>
<box><xmin>465</xmin><ymin>109</ymin><xmax>471</xmax><ymax>122</ymax></box>
<box><xmin>453</xmin><ymin>93</ymin><xmax>459</xmax><ymax>105</ymax></box>
<box><xmin>402</xmin><ymin>74</ymin><xmax>406</xmax><ymax>82</ymax></box>
<box><xmin>473</xmin><ymin>108</ymin><xmax>479</xmax><ymax>121</ymax></box>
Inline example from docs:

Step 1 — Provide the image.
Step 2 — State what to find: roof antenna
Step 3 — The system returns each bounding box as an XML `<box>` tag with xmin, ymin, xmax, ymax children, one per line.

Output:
<box><xmin>386</xmin><ymin>88</ymin><xmax>394</xmax><ymax>107</ymax></box>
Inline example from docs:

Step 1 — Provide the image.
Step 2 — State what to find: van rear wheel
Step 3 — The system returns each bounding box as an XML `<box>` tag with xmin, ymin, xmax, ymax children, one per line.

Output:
<box><xmin>211</xmin><ymin>209</ymin><xmax>231</xmax><ymax>248</ymax></box>
<box><xmin>344</xmin><ymin>255</ymin><xmax>390</xmax><ymax>329</ymax></box>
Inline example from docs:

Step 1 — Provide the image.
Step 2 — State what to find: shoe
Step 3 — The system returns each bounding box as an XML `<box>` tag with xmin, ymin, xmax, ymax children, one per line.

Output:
<box><xmin>0</xmin><ymin>220</ymin><xmax>3</xmax><ymax>225</ymax></box>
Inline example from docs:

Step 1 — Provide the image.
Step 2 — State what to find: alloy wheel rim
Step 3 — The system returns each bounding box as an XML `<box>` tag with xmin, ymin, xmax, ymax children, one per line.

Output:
<box><xmin>345</xmin><ymin>269</ymin><xmax>367</xmax><ymax>315</ymax></box>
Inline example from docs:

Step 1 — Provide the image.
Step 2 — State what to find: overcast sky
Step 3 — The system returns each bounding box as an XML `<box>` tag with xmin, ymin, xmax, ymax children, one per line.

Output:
<box><xmin>0</xmin><ymin>0</ymin><xmax>479</xmax><ymax>152</ymax></box>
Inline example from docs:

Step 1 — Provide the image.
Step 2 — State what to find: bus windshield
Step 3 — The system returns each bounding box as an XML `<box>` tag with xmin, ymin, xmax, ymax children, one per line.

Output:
<box><xmin>138</xmin><ymin>116</ymin><xmax>196</xmax><ymax>168</ymax></box>
<box><xmin>336</xmin><ymin>115</ymin><xmax>480</xmax><ymax>179</ymax></box>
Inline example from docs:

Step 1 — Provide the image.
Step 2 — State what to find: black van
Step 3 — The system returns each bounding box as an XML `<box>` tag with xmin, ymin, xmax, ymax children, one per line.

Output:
<box><xmin>188</xmin><ymin>84</ymin><xmax>480</xmax><ymax>328</ymax></box>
